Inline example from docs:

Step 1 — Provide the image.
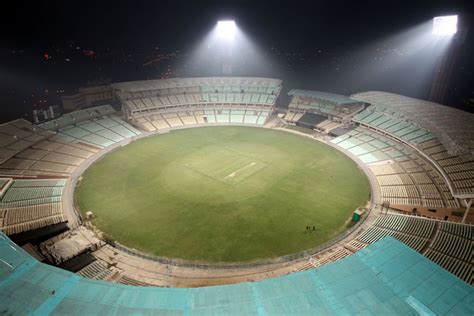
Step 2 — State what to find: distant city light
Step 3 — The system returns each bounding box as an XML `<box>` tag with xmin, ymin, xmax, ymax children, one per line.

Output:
<box><xmin>217</xmin><ymin>20</ymin><xmax>236</xmax><ymax>39</ymax></box>
<box><xmin>432</xmin><ymin>15</ymin><xmax>457</xmax><ymax>36</ymax></box>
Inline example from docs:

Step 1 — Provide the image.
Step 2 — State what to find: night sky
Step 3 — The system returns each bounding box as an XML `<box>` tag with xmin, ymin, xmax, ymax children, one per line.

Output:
<box><xmin>1</xmin><ymin>0</ymin><xmax>473</xmax><ymax>122</ymax></box>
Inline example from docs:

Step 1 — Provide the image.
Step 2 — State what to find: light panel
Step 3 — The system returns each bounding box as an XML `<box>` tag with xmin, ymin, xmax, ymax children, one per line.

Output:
<box><xmin>432</xmin><ymin>15</ymin><xmax>457</xmax><ymax>36</ymax></box>
<box><xmin>217</xmin><ymin>20</ymin><xmax>236</xmax><ymax>39</ymax></box>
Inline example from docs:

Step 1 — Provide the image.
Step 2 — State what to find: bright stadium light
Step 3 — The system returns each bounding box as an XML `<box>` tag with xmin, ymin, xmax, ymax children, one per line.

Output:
<box><xmin>432</xmin><ymin>15</ymin><xmax>458</xmax><ymax>36</ymax></box>
<box><xmin>217</xmin><ymin>20</ymin><xmax>236</xmax><ymax>39</ymax></box>
<box><xmin>185</xmin><ymin>18</ymin><xmax>275</xmax><ymax>76</ymax></box>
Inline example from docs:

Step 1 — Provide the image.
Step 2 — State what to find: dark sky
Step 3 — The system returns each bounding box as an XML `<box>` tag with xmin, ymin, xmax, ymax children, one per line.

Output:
<box><xmin>1</xmin><ymin>0</ymin><xmax>473</xmax><ymax>121</ymax></box>
<box><xmin>4</xmin><ymin>0</ymin><xmax>471</xmax><ymax>51</ymax></box>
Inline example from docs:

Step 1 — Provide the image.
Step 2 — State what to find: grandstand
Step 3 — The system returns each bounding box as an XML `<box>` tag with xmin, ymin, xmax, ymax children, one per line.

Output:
<box><xmin>0</xmin><ymin>105</ymin><xmax>141</xmax><ymax>177</ymax></box>
<box><xmin>321</xmin><ymin>90</ymin><xmax>474</xmax><ymax>224</ymax></box>
<box><xmin>350</xmin><ymin>213</ymin><xmax>473</xmax><ymax>284</ymax></box>
<box><xmin>351</xmin><ymin>91</ymin><xmax>474</xmax><ymax>199</ymax></box>
<box><xmin>39</xmin><ymin>105</ymin><xmax>116</xmax><ymax>131</ymax></box>
<box><xmin>111</xmin><ymin>77</ymin><xmax>282</xmax><ymax>132</ymax></box>
<box><xmin>331</xmin><ymin>126</ymin><xmax>459</xmax><ymax>210</ymax></box>
<box><xmin>131</xmin><ymin>106</ymin><xmax>272</xmax><ymax>132</ymax></box>
<box><xmin>0</xmin><ymin>179</ymin><xmax>67</xmax><ymax>235</ymax></box>
<box><xmin>0</xmin><ymin>119</ymin><xmax>53</xmax><ymax>165</ymax></box>
<box><xmin>425</xmin><ymin>221</ymin><xmax>473</xmax><ymax>283</ymax></box>
<box><xmin>298</xmin><ymin>212</ymin><xmax>472</xmax><ymax>284</ymax></box>
<box><xmin>351</xmin><ymin>91</ymin><xmax>474</xmax><ymax>157</ymax></box>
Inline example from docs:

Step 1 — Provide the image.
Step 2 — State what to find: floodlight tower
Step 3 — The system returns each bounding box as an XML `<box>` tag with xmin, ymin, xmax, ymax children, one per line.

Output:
<box><xmin>429</xmin><ymin>15</ymin><xmax>467</xmax><ymax>104</ymax></box>
<box><xmin>216</xmin><ymin>20</ymin><xmax>236</xmax><ymax>75</ymax></box>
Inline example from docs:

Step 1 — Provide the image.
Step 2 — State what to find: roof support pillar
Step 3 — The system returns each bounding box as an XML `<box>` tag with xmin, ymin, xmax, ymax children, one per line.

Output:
<box><xmin>461</xmin><ymin>198</ymin><xmax>472</xmax><ymax>224</ymax></box>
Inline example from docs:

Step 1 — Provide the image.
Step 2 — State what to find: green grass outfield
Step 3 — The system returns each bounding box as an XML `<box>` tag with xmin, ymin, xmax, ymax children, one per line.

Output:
<box><xmin>76</xmin><ymin>127</ymin><xmax>370</xmax><ymax>263</ymax></box>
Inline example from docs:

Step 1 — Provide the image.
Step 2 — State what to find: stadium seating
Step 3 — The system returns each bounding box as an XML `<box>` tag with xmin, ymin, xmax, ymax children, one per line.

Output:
<box><xmin>0</xmin><ymin>179</ymin><xmax>67</xmax><ymax>235</ymax></box>
<box><xmin>424</xmin><ymin>221</ymin><xmax>473</xmax><ymax>283</ymax></box>
<box><xmin>1</xmin><ymin>141</ymin><xmax>94</xmax><ymax>177</ymax></box>
<box><xmin>132</xmin><ymin>106</ymin><xmax>272</xmax><ymax>132</ymax></box>
<box><xmin>39</xmin><ymin>105</ymin><xmax>116</xmax><ymax>131</ymax></box>
<box><xmin>351</xmin><ymin>213</ymin><xmax>473</xmax><ymax>284</ymax></box>
<box><xmin>113</xmin><ymin>77</ymin><xmax>280</xmax><ymax>132</ymax></box>
<box><xmin>419</xmin><ymin>138</ymin><xmax>474</xmax><ymax>196</ymax></box>
<box><xmin>55</xmin><ymin>116</ymin><xmax>141</xmax><ymax>149</ymax></box>
<box><xmin>350</xmin><ymin>92</ymin><xmax>474</xmax><ymax>197</ymax></box>
<box><xmin>118</xmin><ymin>275</ymin><xmax>150</xmax><ymax>286</ymax></box>
<box><xmin>77</xmin><ymin>260</ymin><xmax>113</xmax><ymax>280</ymax></box>
<box><xmin>354</xmin><ymin>107</ymin><xmax>474</xmax><ymax>197</ymax></box>
<box><xmin>356</xmin><ymin>219</ymin><xmax>431</xmax><ymax>252</ymax></box>
<box><xmin>113</xmin><ymin>77</ymin><xmax>281</xmax><ymax>113</ymax></box>
<box><xmin>0</xmin><ymin>119</ymin><xmax>53</xmax><ymax>164</ymax></box>
<box><xmin>0</xmin><ymin>108</ymin><xmax>141</xmax><ymax>177</ymax></box>
<box><xmin>331</xmin><ymin>126</ymin><xmax>458</xmax><ymax>208</ymax></box>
